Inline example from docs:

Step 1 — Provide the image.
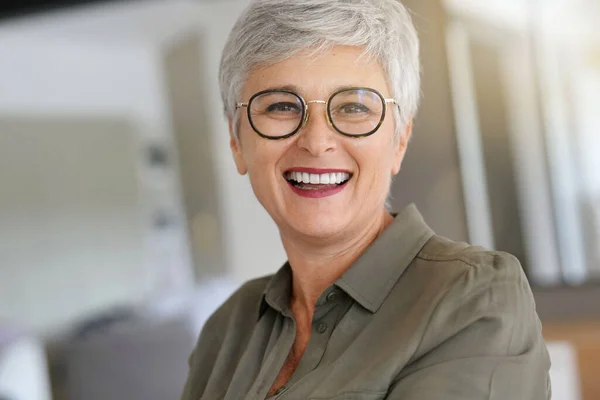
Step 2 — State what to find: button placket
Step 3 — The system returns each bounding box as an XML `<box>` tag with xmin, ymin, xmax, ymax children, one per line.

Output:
<box><xmin>316</xmin><ymin>322</ymin><xmax>328</xmax><ymax>334</ymax></box>
<box><xmin>252</xmin><ymin>316</ymin><xmax>296</xmax><ymax>400</ymax></box>
<box><xmin>326</xmin><ymin>291</ymin><xmax>338</xmax><ymax>302</ymax></box>
<box><xmin>274</xmin><ymin>385</ymin><xmax>289</xmax><ymax>398</ymax></box>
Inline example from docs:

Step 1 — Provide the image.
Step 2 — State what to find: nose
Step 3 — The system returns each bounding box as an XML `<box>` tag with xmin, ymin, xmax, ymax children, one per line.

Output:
<box><xmin>296</xmin><ymin>102</ymin><xmax>337</xmax><ymax>156</ymax></box>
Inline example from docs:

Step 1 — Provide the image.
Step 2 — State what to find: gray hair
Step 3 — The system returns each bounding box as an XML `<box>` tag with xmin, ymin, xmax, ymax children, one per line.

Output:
<box><xmin>219</xmin><ymin>0</ymin><xmax>421</xmax><ymax>139</ymax></box>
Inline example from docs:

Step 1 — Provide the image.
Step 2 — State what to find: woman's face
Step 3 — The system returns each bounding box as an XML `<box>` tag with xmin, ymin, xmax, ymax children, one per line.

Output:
<box><xmin>230</xmin><ymin>45</ymin><xmax>410</xmax><ymax>242</ymax></box>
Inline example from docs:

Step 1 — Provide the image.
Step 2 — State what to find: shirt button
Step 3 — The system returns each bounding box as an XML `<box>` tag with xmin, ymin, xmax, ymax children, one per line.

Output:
<box><xmin>316</xmin><ymin>322</ymin><xmax>328</xmax><ymax>333</ymax></box>
<box><xmin>326</xmin><ymin>292</ymin><xmax>338</xmax><ymax>302</ymax></box>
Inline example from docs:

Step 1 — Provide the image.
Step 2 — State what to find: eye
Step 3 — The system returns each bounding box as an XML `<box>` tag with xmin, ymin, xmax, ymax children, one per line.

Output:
<box><xmin>334</xmin><ymin>102</ymin><xmax>370</xmax><ymax>114</ymax></box>
<box><xmin>266</xmin><ymin>102</ymin><xmax>302</xmax><ymax>114</ymax></box>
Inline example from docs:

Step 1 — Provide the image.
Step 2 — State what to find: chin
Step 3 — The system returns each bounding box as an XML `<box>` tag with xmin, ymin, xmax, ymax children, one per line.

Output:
<box><xmin>285</xmin><ymin>211</ymin><xmax>349</xmax><ymax>240</ymax></box>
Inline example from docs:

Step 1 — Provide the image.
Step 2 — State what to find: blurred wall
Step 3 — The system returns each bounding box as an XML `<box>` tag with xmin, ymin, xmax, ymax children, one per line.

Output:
<box><xmin>163</xmin><ymin>34</ymin><xmax>226</xmax><ymax>279</ymax></box>
<box><xmin>0</xmin><ymin>2</ymin><xmax>198</xmax><ymax>333</ymax></box>
<box><xmin>389</xmin><ymin>0</ymin><xmax>469</xmax><ymax>242</ymax></box>
<box><xmin>0</xmin><ymin>118</ymin><xmax>150</xmax><ymax>332</ymax></box>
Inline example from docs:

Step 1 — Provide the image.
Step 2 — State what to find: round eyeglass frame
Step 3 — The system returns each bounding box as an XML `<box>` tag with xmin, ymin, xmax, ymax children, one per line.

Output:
<box><xmin>235</xmin><ymin>87</ymin><xmax>398</xmax><ymax>140</ymax></box>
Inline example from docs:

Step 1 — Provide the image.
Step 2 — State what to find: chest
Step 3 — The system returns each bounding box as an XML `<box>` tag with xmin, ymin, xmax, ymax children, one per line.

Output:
<box><xmin>267</xmin><ymin>328</ymin><xmax>311</xmax><ymax>397</ymax></box>
<box><xmin>203</xmin><ymin>291</ymin><xmax>427</xmax><ymax>400</ymax></box>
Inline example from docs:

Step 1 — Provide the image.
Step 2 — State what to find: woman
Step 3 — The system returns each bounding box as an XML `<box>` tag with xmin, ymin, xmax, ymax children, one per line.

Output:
<box><xmin>181</xmin><ymin>0</ymin><xmax>551</xmax><ymax>399</ymax></box>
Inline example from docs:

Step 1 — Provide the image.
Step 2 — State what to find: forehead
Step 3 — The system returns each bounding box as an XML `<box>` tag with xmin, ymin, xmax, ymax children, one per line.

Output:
<box><xmin>242</xmin><ymin>45</ymin><xmax>390</xmax><ymax>99</ymax></box>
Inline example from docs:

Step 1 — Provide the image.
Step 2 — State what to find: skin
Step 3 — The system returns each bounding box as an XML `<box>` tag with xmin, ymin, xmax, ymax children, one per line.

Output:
<box><xmin>228</xmin><ymin>45</ymin><xmax>412</xmax><ymax>396</ymax></box>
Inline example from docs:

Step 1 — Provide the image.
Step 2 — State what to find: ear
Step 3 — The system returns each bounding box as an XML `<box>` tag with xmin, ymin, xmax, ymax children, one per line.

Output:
<box><xmin>391</xmin><ymin>119</ymin><xmax>412</xmax><ymax>176</ymax></box>
<box><xmin>229</xmin><ymin>117</ymin><xmax>248</xmax><ymax>175</ymax></box>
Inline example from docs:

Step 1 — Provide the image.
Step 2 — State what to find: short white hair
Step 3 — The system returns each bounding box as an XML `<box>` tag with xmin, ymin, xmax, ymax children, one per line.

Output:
<box><xmin>219</xmin><ymin>0</ymin><xmax>421</xmax><ymax>138</ymax></box>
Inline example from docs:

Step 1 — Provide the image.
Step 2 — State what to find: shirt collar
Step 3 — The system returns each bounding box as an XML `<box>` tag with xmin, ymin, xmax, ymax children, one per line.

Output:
<box><xmin>259</xmin><ymin>204</ymin><xmax>434</xmax><ymax>318</ymax></box>
<box><xmin>259</xmin><ymin>261</ymin><xmax>293</xmax><ymax>318</ymax></box>
<box><xmin>335</xmin><ymin>204</ymin><xmax>434</xmax><ymax>312</ymax></box>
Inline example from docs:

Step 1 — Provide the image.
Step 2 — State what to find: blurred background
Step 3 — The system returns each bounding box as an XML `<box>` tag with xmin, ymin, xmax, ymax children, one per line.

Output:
<box><xmin>0</xmin><ymin>0</ymin><xmax>598</xmax><ymax>399</ymax></box>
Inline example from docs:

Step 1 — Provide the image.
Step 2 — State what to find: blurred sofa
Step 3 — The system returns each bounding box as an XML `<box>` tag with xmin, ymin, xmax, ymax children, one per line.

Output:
<box><xmin>55</xmin><ymin>278</ymin><xmax>236</xmax><ymax>400</ymax></box>
<box><xmin>62</xmin><ymin>313</ymin><xmax>196</xmax><ymax>400</ymax></box>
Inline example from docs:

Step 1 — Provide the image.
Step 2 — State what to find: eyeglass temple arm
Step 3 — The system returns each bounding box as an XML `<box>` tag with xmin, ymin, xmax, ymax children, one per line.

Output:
<box><xmin>236</xmin><ymin>103</ymin><xmax>248</xmax><ymax>109</ymax></box>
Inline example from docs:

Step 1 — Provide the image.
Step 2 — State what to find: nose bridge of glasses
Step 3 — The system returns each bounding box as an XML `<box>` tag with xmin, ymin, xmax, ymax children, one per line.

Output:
<box><xmin>302</xmin><ymin>99</ymin><xmax>331</xmax><ymax>128</ymax></box>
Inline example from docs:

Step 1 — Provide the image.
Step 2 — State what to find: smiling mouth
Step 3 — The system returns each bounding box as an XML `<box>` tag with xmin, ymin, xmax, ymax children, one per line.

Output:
<box><xmin>284</xmin><ymin>171</ymin><xmax>352</xmax><ymax>189</ymax></box>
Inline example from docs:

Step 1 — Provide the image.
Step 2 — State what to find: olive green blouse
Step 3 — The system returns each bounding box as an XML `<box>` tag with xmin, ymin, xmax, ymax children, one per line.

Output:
<box><xmin>181</xmin><ymin>205</ymin><xmax>551</xmax><ymax>400</ymax></box>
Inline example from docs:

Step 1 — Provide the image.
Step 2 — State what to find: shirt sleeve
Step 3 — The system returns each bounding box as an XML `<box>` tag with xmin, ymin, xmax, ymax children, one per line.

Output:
<box><xmin>385</xmin><ymin>253</ymin><xmax>551</xmax><ymax>400</ymax></box>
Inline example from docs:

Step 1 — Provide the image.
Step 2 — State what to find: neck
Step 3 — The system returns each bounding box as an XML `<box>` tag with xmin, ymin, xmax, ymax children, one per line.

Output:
<box><xmin>280</xmin><ymin>209</ymin><xmax>394</xmax><ymax>318</ymax></box>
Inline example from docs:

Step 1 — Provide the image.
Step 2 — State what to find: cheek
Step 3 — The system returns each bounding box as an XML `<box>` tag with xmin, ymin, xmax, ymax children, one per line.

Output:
<box><xmin>248</xmin><ymin>142</ymin><xmax>276</xmax><ymax>169</ymax></box>
<box><xmin>352</xmin><ymin>133</ymin><xmax>396</xmax><ymax>177</ymax></box>
<box><xmin>237</xmin><ymin>123</ymin><xmax>262</xmax><ymax>165</ymax></box>
<box><xmin>242</xmin><ymin>138</ymin><xmax>288</xmax><ymax>186</ymax></box>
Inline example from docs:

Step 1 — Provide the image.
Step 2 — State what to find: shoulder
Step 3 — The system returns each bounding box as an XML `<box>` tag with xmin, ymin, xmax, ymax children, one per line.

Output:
<box><xmin>410</xmin><ymin>234</ymin><xmax>539</xmax><ymax>349</ymax></box>
<box><xmin>393</xmin><ymin>236</ymin><xmax>550</xmax><ymax>392</ymax></box>
<box><xmin>415</xmin><ymin>234</ymin><xmax>529</xmax><ymax>295</ymax></box>
<box><xmin>201</xmin><ymin>274</ymin><xmax>273</xmax><ymax>335</ymax></box>
<box><xmin>182</xmin><ymin>275</ymin><xmax>275</xmax><ymax>398</ymax></box>
<box><xmin>400</xmin><ymin>236</ymin><xmax>547</xmax><ymax>376</ymax></box>
<box><xmin>407</xmin><ymin>234</ymin><xmax>537</xmax><ymax>339</ymax></box>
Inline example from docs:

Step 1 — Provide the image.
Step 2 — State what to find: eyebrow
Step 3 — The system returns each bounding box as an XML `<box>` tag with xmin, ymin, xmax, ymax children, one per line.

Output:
<box><xmin>261</xmin><ymin>85</ymin><xmax>364</xmax><ymax>94</ymax></box>
<box><xmin>263</xmin><ymin>84</ymin><xmax>301</xmax><ymax>92</ymax></box>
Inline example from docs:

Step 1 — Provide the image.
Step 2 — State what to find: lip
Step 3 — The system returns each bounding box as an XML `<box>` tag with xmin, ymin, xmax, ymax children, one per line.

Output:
<box><xmin>286</xmin><ymin>179</ymin><xmax>349</xmax><ymax>198</ymax></box>
<box><xmin>283</xmin><ymin>167</ymin><xmax>353</xmax><ymax>199</ymax></box>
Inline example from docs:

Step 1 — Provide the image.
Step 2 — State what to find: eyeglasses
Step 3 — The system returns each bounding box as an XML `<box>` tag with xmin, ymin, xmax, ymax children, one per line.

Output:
<box><xmin>235</xmin><ymin>87</ymin><xmax>398</xmax><ymax>140</ymax></box>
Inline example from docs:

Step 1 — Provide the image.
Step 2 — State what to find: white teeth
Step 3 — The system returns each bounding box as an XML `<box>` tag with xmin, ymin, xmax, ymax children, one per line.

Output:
<box><xmin>286</xmin><ymin>171</ymin><xmax>351</xmax><ymax>184</ymax></box>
